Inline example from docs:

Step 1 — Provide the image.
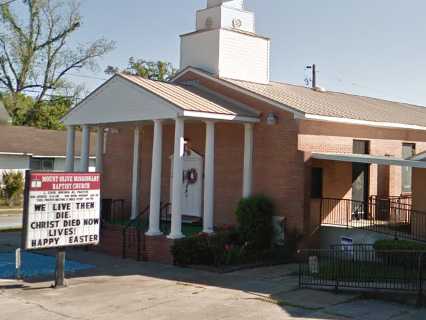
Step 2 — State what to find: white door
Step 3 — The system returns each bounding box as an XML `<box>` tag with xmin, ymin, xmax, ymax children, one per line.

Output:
<box><xmin>170</xmin><ymin>150</ymin><xmax>203</xmax><ymax>217</ymax></box>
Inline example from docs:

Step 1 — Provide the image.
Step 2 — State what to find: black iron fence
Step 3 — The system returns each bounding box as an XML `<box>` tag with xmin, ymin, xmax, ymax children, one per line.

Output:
<box><xmin>320</xmin><ymin>197</ymin><xmax>426</xmax><ymax>242</ymax></box>
<box><xmin>299</xmin><ymin>246</ymin><xmax>425</xmax><ymax>305</ymax></box>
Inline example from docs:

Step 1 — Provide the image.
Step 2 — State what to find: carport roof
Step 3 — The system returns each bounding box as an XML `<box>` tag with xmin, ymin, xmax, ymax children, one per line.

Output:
<box><xmin>311</xmin><ymin>152</ymin><xmax>426</xmax><ymax>169</ymax></box>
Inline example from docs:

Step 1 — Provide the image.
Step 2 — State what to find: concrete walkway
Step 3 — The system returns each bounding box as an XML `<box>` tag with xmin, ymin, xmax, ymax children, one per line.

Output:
<box><xmin>0</xmin><ymin>248</ymin><xmax>425</xmax><ymax>320</ymax></box>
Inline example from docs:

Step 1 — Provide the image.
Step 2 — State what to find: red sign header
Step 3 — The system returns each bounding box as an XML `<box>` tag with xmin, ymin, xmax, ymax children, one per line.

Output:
<box><xmin>29</xmin><ymin>172</ymin><xmax>101</xmax><ymax>191</ymax></box>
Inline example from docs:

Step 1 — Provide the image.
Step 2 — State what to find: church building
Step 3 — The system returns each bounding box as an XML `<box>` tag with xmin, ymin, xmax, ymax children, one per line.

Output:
<box><xmin>62</xmin><ymin>0</ymin><xmax>426</xmax><ymax>263</ymax></box>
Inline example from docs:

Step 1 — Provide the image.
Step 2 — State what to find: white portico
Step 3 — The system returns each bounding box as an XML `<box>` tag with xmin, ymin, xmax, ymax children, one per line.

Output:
<box><xmin>62</xmin><ymin>73</ymin><xmax>259</xmax><ymax>239</ymax></box>
<box><xmin>61</xmin><ymin>0</ymin><xmax>268</xmax><ymax>239</ymax></box>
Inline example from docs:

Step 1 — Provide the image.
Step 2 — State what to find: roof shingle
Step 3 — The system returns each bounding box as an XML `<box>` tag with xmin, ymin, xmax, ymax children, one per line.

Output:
<box><xmin>225</xmin><ymin>79</ymin><xmax>426</xmax><ymax>127</ymax></box>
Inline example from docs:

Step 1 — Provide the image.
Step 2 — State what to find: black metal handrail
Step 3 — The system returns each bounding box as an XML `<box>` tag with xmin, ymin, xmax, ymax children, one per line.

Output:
<box><xmin>122</xmin><ymin>205</ymin><xmax>150</xmax><ymax>260</ymax></box>
<box><xmin>122</xmin><ymin>202</ymin><xmax>172</xmax><ymax>260</ymax></box>
<box><xmin>160</xmin><ymin>202</ymin><xmax>172</xmax><ymax>235</ymax></box>
<box><xmin>320</xmin><ymin>197</ymin><xmax>426</xmax><ymax>242</ymax></box>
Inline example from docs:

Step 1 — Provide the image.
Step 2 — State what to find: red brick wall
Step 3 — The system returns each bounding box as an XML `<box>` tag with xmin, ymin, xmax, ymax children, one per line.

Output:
<box><xmin>102</xmin><ymin>126</ymin><xmax>135</xmax><ymax>218</ymax></box>
<box><xmin>299</xmin><ymin>120</ymin><xmax>426</xmax><ymax>199</ymax></box>
<box><xmin>101</xmin><ymin>72</ymin><xmax>426</xmax><ymax>239</ymax></box>
<box><xmin>144</xmin><ymin>236</ymin><xmax>174</xmax><ymax>264</ymax></box>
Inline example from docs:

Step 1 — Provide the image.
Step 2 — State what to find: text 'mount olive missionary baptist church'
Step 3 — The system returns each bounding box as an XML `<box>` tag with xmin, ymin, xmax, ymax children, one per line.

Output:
<box><xmin>62</xmin><ymin>0</ymin><xmax>426</xmax><ymax>263</ymax></box>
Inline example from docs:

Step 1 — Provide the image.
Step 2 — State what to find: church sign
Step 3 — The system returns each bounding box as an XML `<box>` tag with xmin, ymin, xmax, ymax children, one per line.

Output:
<box><xmin>22</xmin><ymin>172</ymin><xmax>101</xmax><ymax>250</ymax></box>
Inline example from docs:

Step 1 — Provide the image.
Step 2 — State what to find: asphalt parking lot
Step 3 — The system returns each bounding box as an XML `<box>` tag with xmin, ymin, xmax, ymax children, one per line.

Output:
<box><xmin>0</xmin><ymin>241</ymin><xmax>426</xmax><ymax>320</ymax></box>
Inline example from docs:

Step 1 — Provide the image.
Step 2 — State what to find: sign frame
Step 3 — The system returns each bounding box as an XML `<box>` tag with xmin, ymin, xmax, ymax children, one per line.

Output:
<box><xmin>22</xmin><ymin>170</ymin><xmax>102</xmax><ymax>251</ymax></box>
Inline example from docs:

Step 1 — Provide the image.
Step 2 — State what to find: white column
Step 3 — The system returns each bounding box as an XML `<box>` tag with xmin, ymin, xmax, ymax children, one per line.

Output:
<box><xmin>131</xmin><ymin>127</ymin><xmax>141</xmax><ymax>220</ymax></box>
<box><xmin>95</xmin><ymin>127</ymin><xmax>104</xmax><ymax>173</ymax></box>
<box><xmin>203</xmin><ymin>121</ymin><xmax>215</xmax><ymax>233</ymax></box>
<box><xmin>168</xmin><ymin>118</ymin><xmax>185</xmax><ymax>239</ymax></box>
<box><xmin>146</xmin><ymin>120</ymin><xmax>163</xmax><ymax>236</ymax></box>
<box><xmin>243</xmin><ymin>123</ymin><xmax>254</xmax><ymax>198</ymax></box>
<box><xmin>80</xmin><ymin>125</ymin><xmax>90</xmax><ymax>172</ymax></box>
<box><xmin>65</xmin><ymin>126</ymin><xmax>76</xmax><ymax>172</ymax></box>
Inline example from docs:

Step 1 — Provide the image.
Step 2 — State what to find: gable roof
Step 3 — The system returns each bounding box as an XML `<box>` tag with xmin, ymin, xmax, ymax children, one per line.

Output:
<box><xmin>118</xmin><ymin>73</ymin><xmax>258</xmax><ymax>118</ymax></box>
<box><xmin>62</xmin><ymin>73</ymin><xmax>259</xmax><ymax>126</ymax></box>
<box><xmin>173</xmin><ymin>67</ymin><xmax>426</xmax><ymax>130</ymax></box>
<box><xmin>0</xmin><ymin>125</ymin><xmax>96</xmax><ymax>157</ymax></box>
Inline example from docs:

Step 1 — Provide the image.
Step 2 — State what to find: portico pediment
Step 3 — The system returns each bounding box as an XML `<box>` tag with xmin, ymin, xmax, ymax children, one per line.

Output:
<box><xmin>62</xmin><ymin>75</ymin><xmax>181</xmax><ymax>126</ymax></box>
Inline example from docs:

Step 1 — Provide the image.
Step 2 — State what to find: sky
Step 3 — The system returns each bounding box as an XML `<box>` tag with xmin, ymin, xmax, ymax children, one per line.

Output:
<box><xmin>64</xmin><ymin>0</ymin><xmax>426</xmax><ymax>106</ymax></box>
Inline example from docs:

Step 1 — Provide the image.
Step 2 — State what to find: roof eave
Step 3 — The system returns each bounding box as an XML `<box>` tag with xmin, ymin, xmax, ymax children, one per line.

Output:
<box><xmin>303</xmin><ymin>114</ymin><xmax>426</xmax><ymax>131</ymax></box>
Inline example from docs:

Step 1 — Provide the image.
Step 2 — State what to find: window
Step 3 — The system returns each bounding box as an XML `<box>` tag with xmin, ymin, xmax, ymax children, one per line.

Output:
<box><xmin>353</xmin><ymin>140</ymin><xmax>370</xmax><ymax>155</ymax></box>
<box><xmin>311</xmin><ymin>168</ymin><xmax>323</xmax><ymax>199</ymax></box>
<box><xmin>402</xmin><ymin>143</ymin><xmax>416</xmax><ymax>193</ymax></box>
<box><xmin>30</xmin><ymin>158</ymin><xmax>55</xmax><ymax>171</ymax></box>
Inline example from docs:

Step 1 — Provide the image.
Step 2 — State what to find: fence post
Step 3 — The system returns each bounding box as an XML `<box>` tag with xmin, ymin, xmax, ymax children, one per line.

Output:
<box><xmin>122</xmin><ymin>228</ymin><xmax>127</xmax><ymax>259</ymax></box>
<box><xmin>346</xmin><ymin>204</ymin><xmax>349</xmax><ymax>229</ymax></box>
<box><xmin>137</xmin><ymin>229</ymin><xmax>141</xmax><ymax>261</ymax></box>
<box><xmin>417</xmin><ymin>253</ymin><xmax>424</xmax><ymax>308</ymax></box>
<box><xmin>334</xmin><ymin>250</ymin><xmax>340</xmax><ymax>292</ymax></box>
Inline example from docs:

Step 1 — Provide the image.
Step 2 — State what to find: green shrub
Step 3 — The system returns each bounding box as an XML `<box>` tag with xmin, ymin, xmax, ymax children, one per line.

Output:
<box><xmin>374</xmin><ymin>239</ymin><xmax>426</xmax><ymax>251</ymax></box>
<box><xmin>171</xmin><ymin>227</ymin><xmax>241</xmax><ymax>267</ymax></box>
<box><xmin>1</xmin><ymin>171</ymin><xmax>24</xmax><ymax>207</ymax></box>
<box><xmin>235</xmin><ymin>195</ymin><xmax>274</xmax><ymax>253</ymax></box>
<box><xmin>172</xmin><ymin>234</ymin><xmax>212</xmax><ymax>266</ymax></box>
<box><xmin>374</xmin><ymin>239</ymin><xmax>426</xmax><ymax>267</ymax></box>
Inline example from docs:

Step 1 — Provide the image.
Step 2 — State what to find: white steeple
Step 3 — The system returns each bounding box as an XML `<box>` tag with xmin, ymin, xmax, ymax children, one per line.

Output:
<box><xmin>207</xmin><ymin>0</ymin><xmax>244</xmax><ymax>9</ymax></box>
<box><xmin>180</xmin><ymin>0</ymin><xmax>270</xmax><ymax>84</ymax></box>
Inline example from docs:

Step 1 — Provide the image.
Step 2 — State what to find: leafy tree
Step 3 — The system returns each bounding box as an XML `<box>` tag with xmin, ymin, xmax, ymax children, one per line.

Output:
<box><xmin>0</xmin><ymin>0</ymin><xmax>115</xmax><ymax>126</ymax></box>
<box><xmin>0</xmin><ymin>92</ymin><xmax>70</xmax><ymax>130</ymax></box>
<box><xmin>105</xmin><ymin>57</ymin><xmax>177</xmax><ymax>82</ymax></box>
<box><xmin>1</xmin><ymin>171</ymin><xmax>24</xmax><ymax>207</ymax></box>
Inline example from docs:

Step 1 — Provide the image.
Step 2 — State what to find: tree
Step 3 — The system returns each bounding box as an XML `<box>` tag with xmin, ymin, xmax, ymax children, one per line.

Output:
<box><xmin>105</xmin><ymin>57</ymin><xmax>177</xmax><ymax>82</ymax></box>
<box><xmin>0</xmin><ymin>92</ymin><xmax>71</xmax><ymax>130</ymax></box>
<box><xmin>0</xmin><ymin>0</ymin><xmax>115</xmax><ymax>126</ymax></box>
<box><xmin>1</xmin><ymin>171</ymin><xmax>24</xmax><ymax>207</ymax></box>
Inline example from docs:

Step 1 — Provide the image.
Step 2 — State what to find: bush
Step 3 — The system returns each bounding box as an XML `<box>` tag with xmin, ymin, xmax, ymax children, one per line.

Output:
<box><xmin>374</xmin><ymin>239</ymin><xmax>426</xmax><ymax>267</ymax></box>
<box><xmin>374</xmin><ymin>239</ymin><xmax>426</xmax><ymax>251</ymax></box>
<box><xmin>172</xmin><ymin>234</ymin><xmax>212</xmax><ymax>266</ymax></box>
<box><xmin>171</xmin><ymin>227</ymin><xmax>241</xmax><ymax>267</ymax></box>
<box><xmin>1</xmin><ymin>171</ymin><xmax>24</xmax><ymax>207</ymax></box>
<box><xmin>235</xmin><ymin>195</ymin><xmax>275</xmax><ymax>253</ymax></box>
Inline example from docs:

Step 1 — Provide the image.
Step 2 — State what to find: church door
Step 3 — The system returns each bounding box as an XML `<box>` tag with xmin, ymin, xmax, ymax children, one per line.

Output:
<box><xmin>170</xmin><ymin>149</ymin><xmax>203</xmax><ymax>217</ymax></box>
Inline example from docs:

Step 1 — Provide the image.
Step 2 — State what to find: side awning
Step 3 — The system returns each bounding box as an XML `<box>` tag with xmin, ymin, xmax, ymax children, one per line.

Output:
<box><xmin>311</xmin><ymin>152</ymin><xmax>426</xmax><ymax>169</ymax></box>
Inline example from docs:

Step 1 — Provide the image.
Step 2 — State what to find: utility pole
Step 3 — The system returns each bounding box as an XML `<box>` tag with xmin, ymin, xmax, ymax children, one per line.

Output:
<box><xmin>306</xmin><ymin>64</ymin><xmax>317</xmax><ymax>89</ymax></box>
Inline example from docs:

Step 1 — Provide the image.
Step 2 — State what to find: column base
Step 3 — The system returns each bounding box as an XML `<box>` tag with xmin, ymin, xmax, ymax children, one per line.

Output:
<box><xmin>167</xmin><ymin>232</ymin><xmax>185</xmax><ymax>240</ymax></box>
<box><xmin>202</xmin><ymin>229</ymin><xmax>214</xmax><ymax>234</ymax></box>
<box><xmin>145</xmin><ymin>230</ymin><xmax>163</xmax><ymax>237</ymax></box>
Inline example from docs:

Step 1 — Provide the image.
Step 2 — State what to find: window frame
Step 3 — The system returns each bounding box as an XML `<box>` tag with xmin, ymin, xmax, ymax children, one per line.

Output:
<box><xmin>30</xmin><ymin>158</ymin><xmax>55</xmax><ymax>171</ymax></box>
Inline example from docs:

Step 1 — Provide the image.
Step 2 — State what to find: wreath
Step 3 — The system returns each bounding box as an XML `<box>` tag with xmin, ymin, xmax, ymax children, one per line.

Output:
<box><xmin>184</xmin><ymin>168</ymin><xmax>198</xmax><ymax>197</ymax></box>
<box><xmin>185</xmin><ymin>168</ymin><xmax>198</xmax><ymax>185</ymax></box>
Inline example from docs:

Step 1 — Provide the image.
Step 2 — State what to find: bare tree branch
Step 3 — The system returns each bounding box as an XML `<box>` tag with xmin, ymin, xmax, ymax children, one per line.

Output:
<box><xmin>0</xmin><ymin>0</ymin><xmax>115</xmax><ymax>120</ymax></box>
